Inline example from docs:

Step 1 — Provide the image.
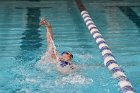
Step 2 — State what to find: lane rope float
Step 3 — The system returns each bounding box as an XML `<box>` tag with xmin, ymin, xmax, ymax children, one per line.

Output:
<box><xmin>75</xmin><ymin>0</ymin><xmax>136</xmax><ymax>93</ymax></box>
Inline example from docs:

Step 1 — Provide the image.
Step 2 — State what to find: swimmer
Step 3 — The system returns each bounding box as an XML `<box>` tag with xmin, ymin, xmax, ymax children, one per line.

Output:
<box><xmin>39</xmin><ymin>18</ymin><xmax>77</xmax><ymax>74</ymax></box>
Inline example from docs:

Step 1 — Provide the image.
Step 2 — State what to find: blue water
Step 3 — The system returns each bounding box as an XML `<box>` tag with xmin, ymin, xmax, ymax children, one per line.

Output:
<box><xmin>0</xmin><ymin>0</ymin><xmax>140</xmax><ymax>93</ymax></box>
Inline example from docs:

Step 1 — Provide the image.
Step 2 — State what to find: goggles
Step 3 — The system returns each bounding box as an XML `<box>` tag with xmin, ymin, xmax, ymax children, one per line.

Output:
<box><xmin>61</xmin><ymin>51</ymin><xmax>73</xmax><ymax>58</ymax></box>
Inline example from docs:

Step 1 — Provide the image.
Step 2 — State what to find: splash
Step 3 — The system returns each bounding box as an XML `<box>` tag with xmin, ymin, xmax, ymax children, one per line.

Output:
<box><xmin>78</xmin><ymin>54</ymin><xmax>93</xmax><ymax>59</ymax></box>
<box><xmin>55</xmin><ymin>73</ymin><xmax>93</xmax><ymax>85</ymax></box>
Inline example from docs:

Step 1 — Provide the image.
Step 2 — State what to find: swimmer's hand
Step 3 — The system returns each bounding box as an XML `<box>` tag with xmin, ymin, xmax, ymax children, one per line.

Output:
<box><xmin>40</xmin><ymin>18</ymin><xmax>51</xmax><ymax>28</ymax></box>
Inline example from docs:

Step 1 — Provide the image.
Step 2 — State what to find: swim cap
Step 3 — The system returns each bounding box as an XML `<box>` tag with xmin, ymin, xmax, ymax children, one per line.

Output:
<box><xmin>61</xmin><ymin>51</ymin><xmax>73</xmax><ymax>58</ymax></box>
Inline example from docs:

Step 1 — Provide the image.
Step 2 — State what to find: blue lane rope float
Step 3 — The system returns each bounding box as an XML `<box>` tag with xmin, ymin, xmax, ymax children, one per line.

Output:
<box><xmin>75</xmin><ymin>0</ymin><xmax>136</xmax><ymax>93</ymax></box>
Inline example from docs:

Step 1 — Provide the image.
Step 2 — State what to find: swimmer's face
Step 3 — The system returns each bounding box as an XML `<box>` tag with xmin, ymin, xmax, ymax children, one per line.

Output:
<box><xmin>61</xmin><ymin>52</ymin><xmax>73</xmax><ymax>61</ymax></box>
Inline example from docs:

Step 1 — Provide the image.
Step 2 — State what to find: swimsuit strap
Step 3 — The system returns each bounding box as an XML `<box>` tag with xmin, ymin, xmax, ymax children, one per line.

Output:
<box><xmin>60</xmin><ymin>60</ymin><xmax>72</xmax><ymax>67</ymax></box>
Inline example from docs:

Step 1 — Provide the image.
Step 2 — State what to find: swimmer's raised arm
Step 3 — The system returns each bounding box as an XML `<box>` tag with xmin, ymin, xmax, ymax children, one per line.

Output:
<box><xmin>40</xmin><ymin>18</ymin><xmax>53</xmax><ymax>41</ymax></box>
<box><xmin>40</xmin><ymin>18</ymin><xmax>58</xmax><ymax>60</ymax></box>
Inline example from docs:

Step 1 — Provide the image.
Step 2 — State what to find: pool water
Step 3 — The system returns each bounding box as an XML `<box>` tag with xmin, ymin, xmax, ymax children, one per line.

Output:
<box><xmin>0</xmin><ymin>0</ymin><xmax>140</xmax><ymax>93</ymax></box>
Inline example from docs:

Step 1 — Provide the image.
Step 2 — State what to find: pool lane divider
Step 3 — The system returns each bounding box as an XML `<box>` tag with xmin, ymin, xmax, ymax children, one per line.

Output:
<box><xmin>75</xmin><ymin>0</ymin><xmax>135</xmax><ymax>93</ymax></box>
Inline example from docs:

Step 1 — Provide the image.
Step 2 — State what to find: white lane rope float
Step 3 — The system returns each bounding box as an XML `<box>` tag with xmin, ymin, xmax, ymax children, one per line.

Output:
<box><xmin>75</xmin><ymin>0</ymin><xmax>136</xmax><ymax>93</ymax></box>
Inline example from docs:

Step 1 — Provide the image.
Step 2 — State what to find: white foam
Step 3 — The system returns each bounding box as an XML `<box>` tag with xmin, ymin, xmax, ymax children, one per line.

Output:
<box><xmin>55</xmin><ymin>74</ymin><xmax>93</xmax><ymax>85</ymax></box>
<box><xmin>16</xmin><ymin>88</ymin><xmax>31</xmax><ymax>93</ymax></box>
<box><xmin>35</xmin><ymin>52</ymin><xmax>57</xmax><ymax>73</ymax></box>
<box><xmin>124</xmin><ymin>91</ymin><xmax>135</xmax><ymax>93</ymax></box>
<box><xmin>78</xmin><ymin>54</ymin><xmax>93</xmax><ymax>59</ymax></box>
<box><xmin>25</xmin><ymin>78</ymin><xmax>37</xmax><ymax>83</ymax></box>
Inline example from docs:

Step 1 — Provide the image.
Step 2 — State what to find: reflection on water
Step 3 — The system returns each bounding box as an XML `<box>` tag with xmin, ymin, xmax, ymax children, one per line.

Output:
<box><xmin>19</xmin><ymin>7</ymin><xmax>42</xmax><ymax>61</ymax></box>
<box><xmin>67</xmin><ymin>1</ymin><xmax>94</xmax><ymax>54</ymax></box>
<box><xmin>20</xmin><ymin>8</ymin><xmax>42</xmax><ymax>50</ymax></box>
<box><xmin>119</xmin><ymin>6</ymin><xmax>140</xmax><ymax>31</ymax></box>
